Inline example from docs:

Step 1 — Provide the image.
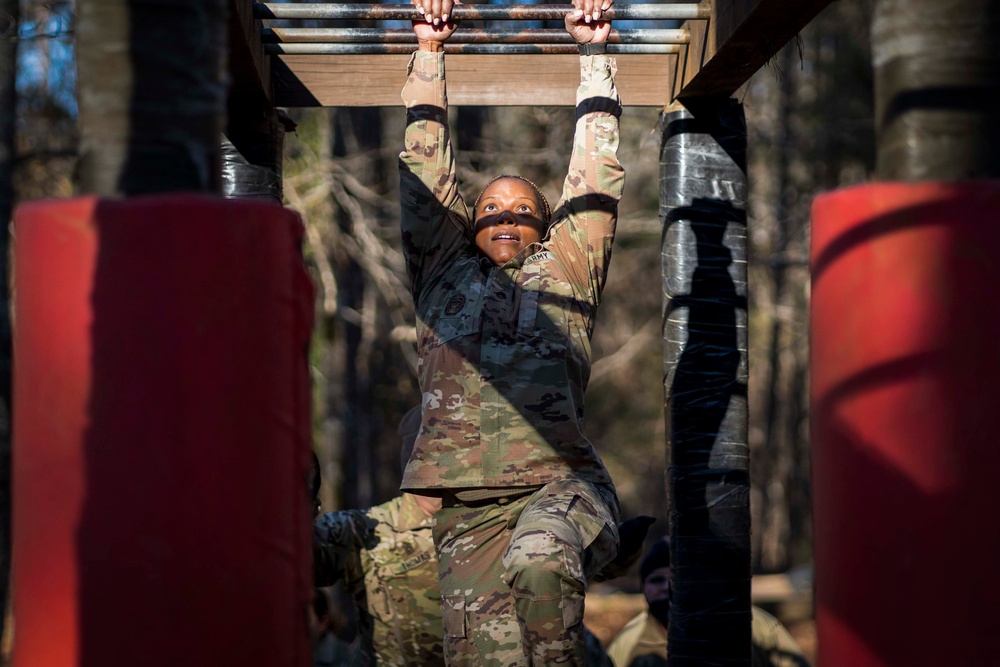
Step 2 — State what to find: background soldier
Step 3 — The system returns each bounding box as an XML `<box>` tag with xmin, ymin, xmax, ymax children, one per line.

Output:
<box><xmin>314</xmin><ymin>407</ymin><xmax>445</xmax><ymax>666</ymax></box>
<box><xmin>607</xmin><ymin>538</ymin><xmax>809</xmax><ymax>667</ymax></box>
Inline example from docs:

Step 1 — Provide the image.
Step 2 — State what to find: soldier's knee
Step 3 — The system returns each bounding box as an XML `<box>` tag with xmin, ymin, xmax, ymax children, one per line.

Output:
<box><xmin>503</xmin><ymin>544</ymin><xmax>586</xmax><ymax>601</ymax></box>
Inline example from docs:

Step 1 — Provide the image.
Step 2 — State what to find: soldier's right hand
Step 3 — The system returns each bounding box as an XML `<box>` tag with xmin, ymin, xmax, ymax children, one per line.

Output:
<box><xmin>412</xmin><ymin>0</ymin><xmax>460</xmax><ymax>47</ymax></box>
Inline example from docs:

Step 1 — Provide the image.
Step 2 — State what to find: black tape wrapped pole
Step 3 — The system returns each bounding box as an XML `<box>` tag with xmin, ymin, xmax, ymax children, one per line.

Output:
<box><xmin>659</xmin><ymin>98</ymin><xmax>751</xmax><ymax>667</ymax></box>
<box><xmin>225</xmin><ymin>109</ymin><xmax>295</xmax><ymax>204</ymax></box>
<box><xmin>874</xmin><ymin>0</ymin><xmax>1000</xmax><ymax>180</ymax></box>
<box><xmin>221</xmin><ymin>114</ymin><xmax>290</xmax><ymax>204</ymax></box>
<box><xmin>76</xmin><ymin>0</ymin><xmax>226</xmax><ymax>195</ymax></box>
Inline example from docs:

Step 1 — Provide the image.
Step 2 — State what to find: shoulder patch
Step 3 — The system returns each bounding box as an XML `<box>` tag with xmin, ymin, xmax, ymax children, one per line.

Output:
<box><xmin>444</xmin><ymin>294</ymin><xmax>466</xmax><ymax>315</ymax></box>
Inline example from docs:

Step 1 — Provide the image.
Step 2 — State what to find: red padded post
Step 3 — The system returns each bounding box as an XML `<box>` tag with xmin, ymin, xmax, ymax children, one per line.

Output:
<box><xmin>13</xmin><ymin>196</ymin><xmax>314</xmax><ymax>667</ymax></box>
<box><xmin>811</xmin><ymin>182</ymin><xmax>1000</xmax><ymax>667</ymax></box>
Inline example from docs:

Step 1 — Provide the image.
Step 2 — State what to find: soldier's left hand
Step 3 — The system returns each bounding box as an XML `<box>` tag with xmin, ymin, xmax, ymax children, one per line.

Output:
<box><xmin>564</xmin><ymin>8</ymin><xmax>611</xmax><ymax>44</ymax></box>
<box><xmin>571</xmin><ymin>0</ymin><xmax>612</xmax><ymax>25</ymax></box>
<box><xmin>590</xmin><ymin>515</ymin><xmax>656</xmax><ymax>582</ymax></box>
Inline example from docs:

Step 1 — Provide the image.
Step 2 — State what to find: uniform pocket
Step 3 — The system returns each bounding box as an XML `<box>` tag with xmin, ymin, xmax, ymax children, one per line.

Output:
<box><xmin>561</xmin><ymin>579</ymin><xmax>585</xmax><ymax>629</ymax></box>
<box><xmin>518</xmin><ymin>265</ymin><xmax>580</xmax><ymax>344</ymax></box>
<box><xmin>367</xmin><ymin>583</ymin><xmax>392</xmax><ymax>622</ymax></box>
<box><xmin>552</xmin><ymin>481</ymin><xmax>620</xmax><ymax>579</ymax></box>
<box><xmin>421</xmin><ymin>270</ymin><xmax>485</xmax><ymax>348</ymax></box>
<box><xmin>442</xmin><ymin>594</ymin><xmax>466</xmax><ymax>639</ymax></box>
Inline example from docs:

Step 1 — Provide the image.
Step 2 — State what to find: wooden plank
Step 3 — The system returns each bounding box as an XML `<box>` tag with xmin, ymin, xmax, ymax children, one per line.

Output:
<box><xmin>675</xmin><ymin>0</ymin><xmax>835</xmax><ymax>100</ymax></box>
<box><xmin>272</xmin><ymin>53</ymin><xmax>677</xmax><ymax>107</ymax></box>
<box><xmin>228</xmin><ymin>0</ymin><xmax>270</xmax><ymax>101</ymax></box>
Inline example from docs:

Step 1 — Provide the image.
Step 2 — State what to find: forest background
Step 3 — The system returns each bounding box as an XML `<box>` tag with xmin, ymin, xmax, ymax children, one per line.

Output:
<box><xmin>1</xmin><ymin>0</ymin><xmax>875</xmax><ymax>643</ymax></box>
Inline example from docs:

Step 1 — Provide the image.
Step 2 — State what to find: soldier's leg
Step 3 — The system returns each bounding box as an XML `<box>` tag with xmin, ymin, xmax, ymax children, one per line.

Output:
<box><xmin>502</xmin><ymin>479</ymin><xmax>620</xmax><ymax>666</ymax></box>
<box><xmin>434</xmin><ymin>496</ymin><xmax>528</xmax><ymax>667</ymax></box>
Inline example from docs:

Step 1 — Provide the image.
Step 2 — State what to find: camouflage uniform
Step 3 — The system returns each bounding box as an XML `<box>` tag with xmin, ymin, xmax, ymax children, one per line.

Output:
<box><xmin>314</xmin><ymin>493</ymin><xmax>445</xmax><ymax>666</ymax></box>
<box><xmin>399</xmin><ymin>50</ymin><xmax>625</xmax><ymax>666</ymax></box>
<box><xmin>606</xmin><ymin>607</ymin><xmax>809</xmax><ymax>667</ymax></box>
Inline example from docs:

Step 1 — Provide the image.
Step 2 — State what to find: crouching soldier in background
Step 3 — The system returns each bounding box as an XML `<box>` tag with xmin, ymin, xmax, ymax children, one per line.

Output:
<box><xmin>313</xmin><ymin>406</ymin><xmax>444</xmax><ymax>666</ymax></box>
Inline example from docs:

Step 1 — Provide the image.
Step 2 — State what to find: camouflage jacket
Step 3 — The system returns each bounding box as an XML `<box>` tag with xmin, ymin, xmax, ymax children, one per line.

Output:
<box><xmin>398</xmin><ymin>51</ymin><xmax>625</xmax><ymax>491</ymax></box>
<box><xmin>314</xmin><ymin>494</ymin><xmax>445</xmax><ymax>666</ymax></box>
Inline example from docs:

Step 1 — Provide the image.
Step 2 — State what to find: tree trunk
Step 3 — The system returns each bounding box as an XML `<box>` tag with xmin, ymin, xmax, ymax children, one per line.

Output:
<box><xmin>0</xmin><ymin>0</ymin><xmax>16</xmax><ymax>647</ymax></box>
<box><xmin>76</xmin><ymin>0</ymin><xmax>227</xmax><ymax>196</ymax></box>
<box><xmin>758</xmin><ymin>42</ymin><xmax>796</xmax><ymax>571</ymax></box>
<box><xmin>330</xmin><ymin>107</ymin><xmax>385</xmax><ymax>509</ymax></box>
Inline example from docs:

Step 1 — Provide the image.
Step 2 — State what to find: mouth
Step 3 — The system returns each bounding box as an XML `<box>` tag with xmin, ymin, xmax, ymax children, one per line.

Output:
<box><xmin>492</xmin><ymin>232</ymin><xmax>521</xmax><ymax>244</ymax></box>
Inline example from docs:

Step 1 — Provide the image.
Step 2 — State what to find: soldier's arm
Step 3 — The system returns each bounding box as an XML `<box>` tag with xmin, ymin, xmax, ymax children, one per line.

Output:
<box><xmin>313</xmin><ymin>509</ymin><xmax>377</xmax><ymax>586</ymax></box>
<box><xmin>548</xmin><ymin>8</ymin><xmax>625</xmax><ymax>303</ymax></box>
<box><xmin>399</xmin><ymin>4</ymin><xmax>471</xmax><ymax>295</ymax></box>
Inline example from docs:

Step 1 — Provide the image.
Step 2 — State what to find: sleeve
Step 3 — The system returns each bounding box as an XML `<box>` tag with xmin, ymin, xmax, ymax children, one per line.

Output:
<box><xmin>547</xmin><ymin>54</ymin><xmax>626</xmax><ymax>306</ymax></box>
<box><xmin>398</xmin><ymin>50</ymin><xmax>473</xmax><ymax>299</ymax></box>
<box><xmin>312</xmin><ymin>509</ymin><xmax>375</xmax><ymax>587</ymax></box>
<box><xmin>751</xmin><ymin>607</ymin><xmax>810</xmax><ymax>667</ymax></box>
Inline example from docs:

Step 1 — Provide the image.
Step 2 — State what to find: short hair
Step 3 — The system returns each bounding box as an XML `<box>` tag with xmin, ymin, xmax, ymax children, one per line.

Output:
<box><xmin>640</xmin><ymin>537</ymin><xmax>671</xmax><ymax>582</ymax></box>
<box><xmin>472</xmin><ymin>175</ymin><xmax>552</xmax><ymax>227</ymax></box>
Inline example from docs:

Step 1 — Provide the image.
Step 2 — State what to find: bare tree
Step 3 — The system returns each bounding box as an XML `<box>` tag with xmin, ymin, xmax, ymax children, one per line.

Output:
<box><xmin>745</xmin><ymin>1</ymin><xmax>875</xmax><ymax>571</ymax></box>
<box><xmin>0</xmin><ymin>0</ymin><xmax>16</xmax><ymax>648</ymax></box>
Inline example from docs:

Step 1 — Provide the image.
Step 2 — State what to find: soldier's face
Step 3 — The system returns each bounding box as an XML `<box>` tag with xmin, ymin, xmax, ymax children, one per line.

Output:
<box><xmin>643</xmin><ymin>566</ymin><xmax>672</xmax><ymax>604</ymax></box>
<box><xmin>473</xmin><ymin>178</ymin><xmax>546</xmax><ymax>266</ymax></box>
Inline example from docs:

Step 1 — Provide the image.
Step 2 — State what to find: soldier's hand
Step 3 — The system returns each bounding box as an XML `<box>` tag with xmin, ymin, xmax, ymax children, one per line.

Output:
<box><xmin>591</xmin><ymin>515</ymin><xmax>656</xmax><ymax>582</ymax></box>
<box><xmin>412</xmin><ymin>0</ymin><xmax>460</xmax><ymax>48</ymax></box>
<box><xmin>564</xmin><ymin>8</ymin><xmax>611</xmax><ymax>45</ymax></box>
<box><xmin>618</xmin><ymin>515</ymin><xmax>655</xmax><ymax>562</ymax></box>
<box><xmin>571</xmin><ymin>0</ymin><xmax>612</xmax><ymax>26</ymax></box>
<box><xmin>356</xmin><ymin>515</ymin><xmax>381</xmax><ymax>550</ymax></box>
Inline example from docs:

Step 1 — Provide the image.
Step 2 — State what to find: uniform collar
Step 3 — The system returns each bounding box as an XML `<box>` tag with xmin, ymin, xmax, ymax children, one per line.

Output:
<box><xmin>478</xmin><ymin>241</ymin><xmax>545</xmax><ymax>272</ymax></box>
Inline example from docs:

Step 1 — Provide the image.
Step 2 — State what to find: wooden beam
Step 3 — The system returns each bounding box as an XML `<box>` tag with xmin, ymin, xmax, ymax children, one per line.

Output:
<box><xmin>675</xmin><ymin>0</ymin><xmax>835</xmax><ymax>100</ymax></box>
<box><xmin>272</xmin><ymin>53</ymin><xmax>677</xmax><ymax>107</ymax></box>
<box><xmin>228</xmin><ymin>0</ymin><xmax>270</xmax><ymax>102</ymax></box>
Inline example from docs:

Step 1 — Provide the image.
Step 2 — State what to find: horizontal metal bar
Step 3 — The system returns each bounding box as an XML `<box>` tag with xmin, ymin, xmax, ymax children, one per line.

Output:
<box><xmin>264</xmin><ymin>27</ymin><xmax>689</xmax><ymax>44</ymax></box>
<box><xmin>267</xmin><ymin>42</ymin><xmax>682</xmax><ymax>55</ymax></box>
<box><xmin>255</xmin><ymin>3</ymin><xmax>710</xmax><ymax>21</ymax></box>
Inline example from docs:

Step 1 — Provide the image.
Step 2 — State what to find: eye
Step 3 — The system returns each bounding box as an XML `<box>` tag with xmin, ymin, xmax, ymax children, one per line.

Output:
<box><xmin>518</xmin><ymin>204</ymin><xmax>533</xmax><ymax>213</ymax></box>
<box><xmin>484</xmin><ymin>203</ymin><xmax>497</xmax><ymax>211</ymax></box>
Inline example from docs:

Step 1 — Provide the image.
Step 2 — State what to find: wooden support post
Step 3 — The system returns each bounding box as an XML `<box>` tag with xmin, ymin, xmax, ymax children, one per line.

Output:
<box><xmin>659</xmin><ymin>97</ymin><xmax>751</xmax><ymax>667</ymax></box>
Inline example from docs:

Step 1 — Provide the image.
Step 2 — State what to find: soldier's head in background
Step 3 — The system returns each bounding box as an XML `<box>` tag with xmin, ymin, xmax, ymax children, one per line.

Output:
<box><xmin>640</xmin><ymin>537</ymin><xmax>672</xmax><ymax>629</ymax></box>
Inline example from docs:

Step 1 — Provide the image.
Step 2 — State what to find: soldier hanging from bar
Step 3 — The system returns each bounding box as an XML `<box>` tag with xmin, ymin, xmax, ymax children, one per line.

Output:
<box><xmin>397</xmin><ymin>0</ymin><xmax>626</xmax><ymax>664</ymax></box>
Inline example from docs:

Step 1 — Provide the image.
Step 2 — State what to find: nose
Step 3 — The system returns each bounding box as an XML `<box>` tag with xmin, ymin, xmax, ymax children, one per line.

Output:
<box><xmin>497</xmin><ymin>209</ymin><xmax>516</xmax><ymax>224</ymax></box>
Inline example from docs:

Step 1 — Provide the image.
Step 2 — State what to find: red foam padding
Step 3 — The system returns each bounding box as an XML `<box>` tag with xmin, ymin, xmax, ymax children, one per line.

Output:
<box><xmin>13</xmin><ymin>196</ymin><xmax>315</xmax><ymax>667</ymax></box>
<box><xmin>811</xmin><ymin>182</ymin><xmax>1000</xmax><ymax>667</ymax></box>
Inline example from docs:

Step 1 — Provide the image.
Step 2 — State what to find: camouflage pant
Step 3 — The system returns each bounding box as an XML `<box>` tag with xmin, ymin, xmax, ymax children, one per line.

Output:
<box><xmin>433</xmin><ymin>478</ymin><xmax>620</xmax><ymax>667</ymax></box>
